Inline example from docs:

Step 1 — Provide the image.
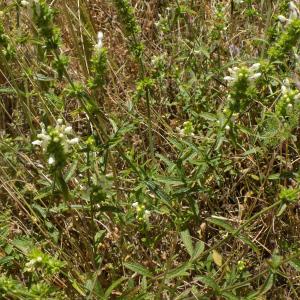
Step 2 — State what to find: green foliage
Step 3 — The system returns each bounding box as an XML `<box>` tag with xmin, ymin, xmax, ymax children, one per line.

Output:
<box><xmin>268</xmin><ymin>18</ymin><xmax>300</xmax><ymax>61</ymax></box>
<box><xmin>1</xmin><ymin>0</ymin><xmax>300</xmax><ymax>299</ymax></box>
<box><xmin>32</xmin><ymin>0</ymin><xmax>61</xmax><ymax>50</ymax></box>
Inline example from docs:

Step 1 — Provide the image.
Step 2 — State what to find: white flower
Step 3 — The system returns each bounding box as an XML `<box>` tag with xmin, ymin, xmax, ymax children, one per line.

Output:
<box><xmin>68</xmin><ymin>137</ymin><xmax>79</xmax><ymax>145</ymax></box>
<box><xmin>224</xmin><ymin>63</ymin><xmax>261</xmax><ymax>84</ymax></box>
<box><xmin>32</xmin><ymin>140</ymin><xmax>43</xmax><ymax>146</ymax></box>
<box><xmin>144</xmin><ymin>210</ymin><xmax>151</xmax><ymax>217</ymax></box>
<box><xmin>64</xmin><ymin>126</ymin><xmax>73</xmax><ymax>134</ymax></box>
<box><xmin>249</xmin><ymin>72</ymin><xmax>261</xmax><ymax>80</ymax></box>
<box><xmin>95</xmin><ymin>31</ymin><xmax>104</xmax><ymax>50</ymax></box>
<box><xmin>295</xmin><ymin>93</ymin><xmax>300</xmax><ymax>101</ymax></box>
<box><xmin>289</xmin><ymin>1</ymin><xmax>300</xmax><ymax>19</ymax></box>
<box><xmin>224</xmin><ymin>76</ymin><xmax>235</xmax><ymax>81</ymax></box>
<box><xmin>37</xmin><ymin>133</ymin><xmax>50</xmax><ymax>140</ymax></box>
<box><xmin>281</xmin><ymin>85</ymin><xmax>288</xmax><ymax>94</ymax></box>
<box><xmin>249</xmin><ymin>63</ymin><xmax>260</xmax><ymax>71</ymax></box>
<box><xmin>48</xmin><ymin>156</ymin><xmax>55</xmax><ymax>165</ymax></box>
<box><xmin>132</xmin><ymin>202</ymin><xmax>138</xmax><ymax>208</ymax></box>
<box><xmin>278</xmin><ymin>15</ymin><xmax>288</xmax><ymax>23</ymax></box>
<box><xmin>225</xmin><ymin>125</ymin><xmax>230</xmax><ymax>131</ymax></box>
<box><xmin>57</xmin><ymin>118</ymin><xmax>63</xmax><ymax>125</ymax></box>
<box><xmin>283</xmin><ymin>78</ymin><xmax>290</xmax><ymax>86</ymax></box>
<box><xmin>21</xmin><ymin>0</ymin><xmax>29</xmax><ymax>6</ymax></box>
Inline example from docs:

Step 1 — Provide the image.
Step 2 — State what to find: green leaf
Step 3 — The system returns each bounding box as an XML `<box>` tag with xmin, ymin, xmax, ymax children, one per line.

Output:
<box><xmin>31</xmin><ymin>203</ymin><xmax>47</xmax><ymax>219</ymax></box>
<box><xmin>65</xmin><ymin>159</ymin><xmax>78</xmax><ymax>182</ymax></box>
<box><xmin>242</xmin><ymin>147</ymin><xmax>261</xmax><ymax>156</ymax></box>
<box><xmin>195</xmin><ymin>275</ymin><xmax>220</xmax><ymax>292</ymax></box>
<box><xmin>165</xmin><ymin>262</ymin><xmax>191</xmax><ymax>280</ymax></box>
<box><xmin>246</xmin><ymin>273</ymin><xmax>274</xmax><ymax>299</ymax></box>
<box><xmin>33</xmin><ymin>189</ymin><xmax>52</xmax><ymax>201</ymax></box>
<box><xmin>175</xmin><ymin>287</ymin><xmax>192</xmax><ymax>300</ymax></box>
<box><xmin>289</xmin><ymin>259</ymin><xmax>300</xmax><ymax>272</ymax></box>
<box><xmin>124</xmin><ymin>262</ymin><xmax>153</xmax><ymax>278</ymax></box>
<box><xmin>207</xmin><ymin>216</ymin><xmax>234</xmax><ymax>233</ymax></box>
<box><xmin>207</xmin><ymin>217</ymin><xmax>260</xmax><ymax>254</ymax></box>
<box><xmin>0</xmin><ymin>256</ymin><xmax>14</xmax><ymax>266</ymax></box>
<box><xmin>156</xmin><ymin>176</ymin><xmax>185</xmax><ymax>186</ymax></box>
<box><xmin>238</xmin><ymin>235</ymin><xmax>260</xmax><ymax>254</ymax></box>
<box><xmin>259</xmin><ymin>273</ymin><xmax>274</xmax><ymax>295</ymax></box>
<box><xmin>72</xmin><ymin>280</ymin><xmax>86</xmax><ymax>297</ymax></box>
<box><xmin>104</xmin><ymin>277</ymin><xmax>126</xmax><ymax>299</ymax></box>
<box><xmin>276</xmin><ymin>203</ymin><xmax>287</xmax><ymax>217</ymax></box>
<box><xmin>222</xmin><ymin>291</ymin><xmax>239</xmax><ymax>300</ymax></box>
<box><xmin>11</xmin><ymin>237</ymin><xmax>33</xmax><ymax>254</ymax></box>
<box><xmin>180</xmin><ymin>229</ymin><xmax>194</xmax><ymax>257</ymax></box>
<box><xmin>199</xmin><ymin>112</ymin><xmax>218</xmax><ymax>121</ymax></box>
<box><xmin>0</xmin><ymin>88</ymin><xmax>17</xmax><ymax>94</ymax></box>
<box><xmin>268</xmin><ymin>173</ymin><xmax>281</xmax><ymax>180</ymax></box>
<box><xmin>191</xmin><ymin>241</ymin><xmax>205</xmax><ymax>261</ymax></box>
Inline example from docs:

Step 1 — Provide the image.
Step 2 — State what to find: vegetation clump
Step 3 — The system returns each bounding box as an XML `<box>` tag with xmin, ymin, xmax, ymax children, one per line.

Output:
<box><xmin>1</xmin><ymin>0</ymin><xmax>300</xmax><ymax>299</ymax></box>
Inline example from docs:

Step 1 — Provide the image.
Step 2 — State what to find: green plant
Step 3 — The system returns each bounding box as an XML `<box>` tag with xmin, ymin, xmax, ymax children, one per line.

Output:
<box><xmin>1</xmin><ymin>0</ymin><xmax>300</xmax><ymax>299</ymax></box>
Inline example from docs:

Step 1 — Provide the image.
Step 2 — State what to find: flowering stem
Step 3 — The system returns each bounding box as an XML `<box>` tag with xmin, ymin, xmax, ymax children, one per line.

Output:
<box><xmin>132</xmin><ymin>32</ymin><xmax>155</xmax><ymax>160</ymax></box>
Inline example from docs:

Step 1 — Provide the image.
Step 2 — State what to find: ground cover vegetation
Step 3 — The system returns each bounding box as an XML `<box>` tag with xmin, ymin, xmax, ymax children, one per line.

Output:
<box><xmin>1</xmin><ymin>0</ymin><xmax>300</xmax><ymax>299</ymax></box>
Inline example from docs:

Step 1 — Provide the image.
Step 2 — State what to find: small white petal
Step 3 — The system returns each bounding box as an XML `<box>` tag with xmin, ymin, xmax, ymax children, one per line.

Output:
<box><xmin>289</xmin><ymin>1</ymin><xmax>299</xmax><ymax>15</ymax></box>
<box><xmin>249</xmin><ymin>63</ymin><xmax>260</xmax><ymax>71</ymax></box>
<box><xmin>64</xmin><ymin>126</ymin><xmax>73</xmax><ymax>134</ymax></box>
<box><xmin>294</xmin><ymin>93</ymin><xmax>300</xmax><ymax>100</ymax></box>
<box><xmin>228</xmin><ymin>68</ymin><xmax>236</xmax><ymax>75</ymax></box>
<box><xmin>132</xmin><ymin>202</ymin><xmax>139</xmax><ymax>208</ymax></box>
<box><xmin>281</xmin><ymin>85</ymin><xmax>288</xmax><ymax>94</ymax></box>
<box><xmin>37</xmin><ymin>133</ymin><xmax>45</xmax><ymax>139</ymax></box>
<box><xmin>69</xmin><ymin>137</ymin><xmax>79</xmax><ymax>145</ymax></box>
<box><xmin>57</xmin><ymin>118</ymin><xmax>63</xmax><ymax>125</ymax></box>
<box><xmin>21</xmin><ymin>0</ymin><xmax>29</xmax><ymax>6</ymax></box>
<box><xmin>249</xmin><ymin>72</ymin><xmax>261</xmax><ymax>80</ymax></box>
<box><xmin>32</xmin><ymin>140</ymin><xmax>42</xmax><ymax>146</ymax></box>
<box><xmin>95</xmin><ymin>31</ymin><xmax>104</xmax><ymax>49</ymax></box>
<box><xmin>283</xmin><ymin>78</ymin><xmax>290</xmax><ymax>86</ymax></box>
<box><xmin>278</xmin><ymin>15</ymin><xmax>288</xmax><ymax>23</ymax></box>
<box><xmin>144</xmin><ymin>210</ymin><xmax>151</xmax><ymax>216</ymax></box>
<box><xmin>48</xmin><ymin>156</ymin><xmax>55</xmax><ymax>165</ymax></box>
<box><xmin>224</xmin><ymin>76</ymin><xmax>235</xmax><ymax>81</ymax></box>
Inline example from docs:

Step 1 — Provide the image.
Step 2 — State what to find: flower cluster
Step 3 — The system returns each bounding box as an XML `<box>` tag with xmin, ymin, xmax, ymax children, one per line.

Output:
<box><xmin>177</xmin><ymin>121</ymin><xmax>195</xmax><ymax>137</ymax></box>
<box><xmin>132</xmin><ymin>202</ymin><xmax>151</xmax><ymax>222</ymax></box>
<box><xmin>32</xmin><ymin>119</ymin><xmax>79</xmax><ymax>167</ymax></box>
<box><xmin>24</xmin><ymin>249</ymin><xmax>65</xmax><ymax>275</ymax></box>
<box><xmin>224</xmin><ymin>63</ymin><xmax>261</xmax><ymax>113</ymax></box>
<box><xmin>269</xmin><ymin>2</ymin><xmax>300</xmax><ymax>61</ymax></box>
<box><xmin>237</xmin><ymin>260</ymin><xmax>247</xmax><ymax>271</ymax></box>
<box><xmin>89</xmin><ymin>31</ymin><xmax>107</xmax><ymax>89</ymax></box>
<box><xmin>278</xmin><ymin>1</ymin><xmax>300</xmax><ymax>25</ymax></box>
<box><xmin>224</xmin><ymin>63</ymin><xmax>261</xmax><ymax>85</ymax></box>
<box><xmin>275</xmin><ymin>79</ymin><xmax>300</xmax><ymax>117</ymax></box>
<box><xmin>113</xmin><ymin>0</ymin><xmax>143</xmax><ymax>57</ymax></box>
<box><xmin>32</xmin><ymin>0</ymin><xmax>61</xmax><ymax>51</ymax></box>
